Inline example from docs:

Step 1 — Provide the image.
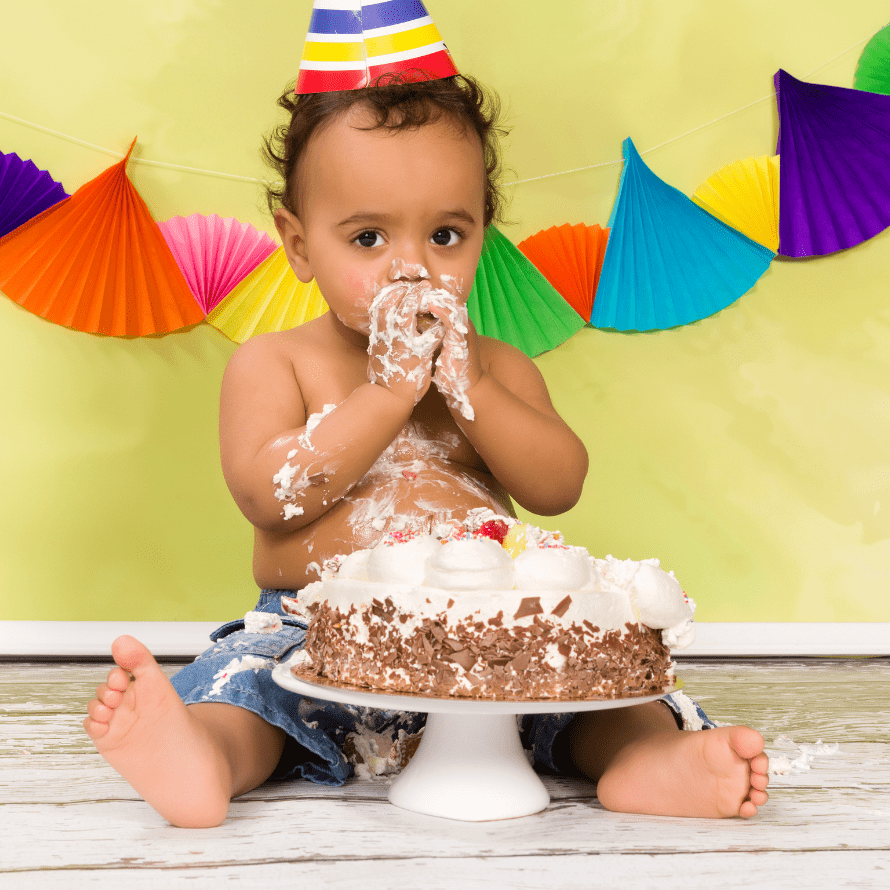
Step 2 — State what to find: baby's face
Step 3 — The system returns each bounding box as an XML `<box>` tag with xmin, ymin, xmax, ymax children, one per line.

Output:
<box><xmin>280</xmin><ymin>105</ymin><xmax>487</xmax><ymax>338</ymax></box>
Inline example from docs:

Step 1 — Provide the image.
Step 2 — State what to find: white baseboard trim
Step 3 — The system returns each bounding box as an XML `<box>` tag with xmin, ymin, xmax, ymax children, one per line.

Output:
<box><xmin>1</xmin><ymin>621</ymin><xmax>887</xmax><ymax>659</ymax></box>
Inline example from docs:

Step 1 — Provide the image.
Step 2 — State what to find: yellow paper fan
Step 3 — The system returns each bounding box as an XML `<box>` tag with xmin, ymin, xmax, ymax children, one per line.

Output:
<box><xmin>206</xmin><ymin>247</ymin><xmax>327</xmax><ymax>342</ymax></box>
<box><xmin>692</xmin><ymin>155</ymin><xmax>780</xmax><ymax>251</ymax></box>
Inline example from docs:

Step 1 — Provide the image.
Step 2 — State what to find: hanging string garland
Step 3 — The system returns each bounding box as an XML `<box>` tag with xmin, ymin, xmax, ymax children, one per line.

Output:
<box><xmin>2</xmin><ymin>24</ymin><xmax>890</xmax><ymax>350</ymax></box>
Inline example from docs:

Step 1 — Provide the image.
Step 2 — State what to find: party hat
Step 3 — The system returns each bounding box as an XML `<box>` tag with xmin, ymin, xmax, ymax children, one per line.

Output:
<box><xmin>854</xmin><ymin>22</ymin><xmax>890</xmax><ymax>95</ymax></box>
<box><xmin>467</xmin><ymin>227</ymin><xmax>586</xmax><ymax>357</ymax></box>
<box><xmin>206</xmin><ymin>246</ymin><xmax>328</xmax><ymax>342</ymax></box>
<box><xmin>693</xmin><ymin>155</ymin><xmax>780</xmax><ymax>251</ymax></box>
<box><xmin>0</xmin><ymin>151</ymin><xmax>68</xmax><ymax>239</ymax></box>
<box><xmin>518</xmin><ymin>223</ymin><xmax>609</xmax><ymax>321</ymax></box>
<box><xmin>0</xmin><ymin>139</ymin><xmax>202</xmax><ymax>336</ymax></box>
<box><xmin>159</xmin><ymin>214</ymin><xmax>277</xmax><ymax>315</ymax></box>
<box><xmin>591</xmin><ymin>138</ymin><xmax>774</xmax><ymax>332</ymax></box>
<box><xmin>296</xmin><ymin>1</ymin><xmax>458</xmax><ymax>94</ymax></box>
<box><xmin>775</xmin><ymin>69</ymin><xmax>890</xmax><ymax>257</ymax></box>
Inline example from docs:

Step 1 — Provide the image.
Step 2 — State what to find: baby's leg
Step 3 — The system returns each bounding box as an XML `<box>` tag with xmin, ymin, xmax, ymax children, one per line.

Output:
<box><xmin>83</xmin><ymin>635</ymin><xmax>285</xmax><ymax>828</ymax></box>
<box><xmin>568</xmin><ymin>701</ymin><xmax>770</xmax><ymax>818</ymax></box>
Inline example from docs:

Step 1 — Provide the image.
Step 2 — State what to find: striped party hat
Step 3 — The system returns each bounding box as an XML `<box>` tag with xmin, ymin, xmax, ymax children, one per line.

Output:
<box><xmin>296</xmin><ymin>0</ymin><xmax>459</xmax><ymax>94</ymax></box>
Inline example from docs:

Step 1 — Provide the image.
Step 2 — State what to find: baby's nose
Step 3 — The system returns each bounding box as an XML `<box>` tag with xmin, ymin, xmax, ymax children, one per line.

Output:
<box><xmin>389</xmin><ymin>257</ymin><xmax>431</xmax><ymax>282</ymax></box>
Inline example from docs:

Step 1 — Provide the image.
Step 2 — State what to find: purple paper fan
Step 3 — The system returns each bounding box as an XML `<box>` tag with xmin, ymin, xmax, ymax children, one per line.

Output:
<box><xmin>0</xmin><ymin>151</ymin><xmax>68</xmax><ymax>239</ymax></box>
<box><xmin>775</xmin><ymin>69</ymin><xmax>890</xmax><ymax>256</ymax></box>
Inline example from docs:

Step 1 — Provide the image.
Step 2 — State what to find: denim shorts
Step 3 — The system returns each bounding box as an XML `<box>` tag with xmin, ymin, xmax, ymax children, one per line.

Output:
<box><xmin>171</xmin><ymin>589</ymin><xmax>715</xmax><ymax>785</ymax></box>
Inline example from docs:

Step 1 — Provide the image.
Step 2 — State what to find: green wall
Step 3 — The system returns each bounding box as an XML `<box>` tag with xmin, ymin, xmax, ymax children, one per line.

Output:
<box><xmin>2</xmin><ymin>1</ymin><xmax>888</xmax><ymax>621</ymax></box>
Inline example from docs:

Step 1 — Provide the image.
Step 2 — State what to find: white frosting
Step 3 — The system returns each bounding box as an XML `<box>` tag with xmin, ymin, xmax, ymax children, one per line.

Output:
<box><xmin>295</xmin><ymin>524</ymin><xmax>695</xmax><ymax>650</ymax></box>
<box><xmin>367</xmin><ymin>535</ymin><xmax>441</xmax><ymax>586</ymax></box>
<box><xmin>513</xmin><ymin>547</ymin><xmax>591</xmax><ymax>590</ymax></box>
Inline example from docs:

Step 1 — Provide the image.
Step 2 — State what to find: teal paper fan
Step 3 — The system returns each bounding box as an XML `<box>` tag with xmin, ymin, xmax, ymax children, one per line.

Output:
<box><xmin>591</xmin><ymin>139</ymin><xmax>775</xmax><ymax>331</ymax></box>
<box><xmin>467</xmin><ymin>226</ymin><xmax>586</xmax><ymax>357</ymax></box>
<box><xmin>855</xmin><ymin>22</ymin><xmax>890</xmax><ymax>95</ymax></box>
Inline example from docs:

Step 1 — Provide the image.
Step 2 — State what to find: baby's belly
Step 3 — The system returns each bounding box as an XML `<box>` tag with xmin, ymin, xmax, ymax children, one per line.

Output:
<box><xmin>252</xmin><ymin>459</ymin><xmax>512</xmax><ymax>590</ymax></box>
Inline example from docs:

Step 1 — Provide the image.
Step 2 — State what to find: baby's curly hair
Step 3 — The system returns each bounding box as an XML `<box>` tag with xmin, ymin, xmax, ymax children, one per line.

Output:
<box><xmin>263</xmin><ymin>73</ymin><xmax>508</xmax><ymax>227</ymax></box>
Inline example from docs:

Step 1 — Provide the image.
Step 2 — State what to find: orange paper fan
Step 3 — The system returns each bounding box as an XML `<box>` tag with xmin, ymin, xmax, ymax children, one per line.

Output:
<box><xmin>518</xmin><ymin>223</ymin><xmax>608</xmax><ymax>320</ymax></box>
<box><xmin>0</xmin><ymin>139</ymin><xmax>202</xmax><ymax>336</ymax></box>
<box><xmin>206</xmin><ymin>247</ymin><xmax>328</xmax><ymax>342</ymax></box>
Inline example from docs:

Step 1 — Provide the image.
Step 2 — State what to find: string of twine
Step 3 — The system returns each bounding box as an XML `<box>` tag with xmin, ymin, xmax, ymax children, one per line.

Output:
<box><xmin>0</xmin><ymin>29</ymin><xmax>873</xmax><ymax>191</ymax></box>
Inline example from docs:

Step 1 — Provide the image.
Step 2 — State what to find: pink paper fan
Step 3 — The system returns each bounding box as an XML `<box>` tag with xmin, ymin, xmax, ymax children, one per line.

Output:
<box><xmin>159</xmin><ymin>214</ymin><xmax>277</xmax><ymax>314</ymax></box>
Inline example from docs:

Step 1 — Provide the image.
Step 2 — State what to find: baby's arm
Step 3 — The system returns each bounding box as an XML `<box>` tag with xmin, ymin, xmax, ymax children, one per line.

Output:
<box><xmin>220</xmin><ymin>334</ymin><xmax>418</xmax><ymax>533</ymax></box>
<box><xmin>428</xmin><ymin>300</ymin><xmax>587</xmax><ymax>515</ymax></box>
<box><xmin>220</xmin><ymin>287</ymin><xmax>444</xmax><ymax>532</ymax></box>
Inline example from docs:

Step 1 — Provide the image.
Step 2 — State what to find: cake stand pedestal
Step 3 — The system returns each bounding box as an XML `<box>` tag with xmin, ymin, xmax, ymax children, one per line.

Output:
<box><xmin>272</xmin><ymin>663</ymin><xmax>680</xmax><ymax>822</ymax></box>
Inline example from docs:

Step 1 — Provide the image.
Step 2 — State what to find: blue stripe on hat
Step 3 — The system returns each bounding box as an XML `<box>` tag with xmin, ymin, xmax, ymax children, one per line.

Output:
<box><xmin>361</xmin><ymin>0</ymin><xmax>429</xmax><ymax>31</ymax></box>
<box><xmin>309</xmin><ymin>7</ymin><xmax>363</xmax><ymax>35</ymax></box>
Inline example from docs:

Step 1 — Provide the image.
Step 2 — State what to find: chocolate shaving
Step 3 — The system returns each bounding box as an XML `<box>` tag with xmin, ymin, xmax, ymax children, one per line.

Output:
<box><xmin>446</xmin><ymin>649</ymin><xmax>477</xmax><ymax>672</ymax></box>
<box><xmin>513</xmin><ymin>597</ymin><xmax>543</xmax><ymax>620</ymax></box>
<box><xmin>551</xmin><ymin>595</ymin><xmax>572</xmax><ymax>618</ymax></box>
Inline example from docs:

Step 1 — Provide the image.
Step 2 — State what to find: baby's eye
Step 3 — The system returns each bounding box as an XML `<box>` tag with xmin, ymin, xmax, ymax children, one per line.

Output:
<box><xmin>355</xmin><ymin>231</ymin><xmax>383</xmax><ymax>248</ymax></box>
<box><xmin>430</xmin><ymin>228</ymin><xmax>461</xmax><ymax>247</ymax></box>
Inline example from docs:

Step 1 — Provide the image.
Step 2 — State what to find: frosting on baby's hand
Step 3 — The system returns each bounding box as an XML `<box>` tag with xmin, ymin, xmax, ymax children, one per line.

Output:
<box><xmin>429</xmin><ymin>290</ymin><xmax>477</xmax><ymax>421</ymax></box>
<box><xmin>367</xmin><ymin>282</ymin><xmax>445</xmax><ymax>406</ymax></box>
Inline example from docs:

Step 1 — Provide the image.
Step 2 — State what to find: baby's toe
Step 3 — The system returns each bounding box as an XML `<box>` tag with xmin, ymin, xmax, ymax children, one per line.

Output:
<box><xmin>83</xmin><ymin>714</ymin><xmax>109</xmax><ymax>740</ymax></box>
<box><xmin>739</xmin><ymin>799</ymin><xmax>759</xmax><ymax>819</ymax></box>
<box><xmin>751</xmin><ymin>771</ymin><xmax>770</xmax><ymax>792</ymax></box>
<box><xmin>87</xmin><ymin>698</ymin><xmax>113</xmax><ymax>723</ymax></box>
<box><xmin>750</xmin><ymin>753</ymin><xmax>770</xmax><ymax>775</ymax></box>
<box><xmin>749</xmin><ymin>788</ymin><xmax>769</xmax><ymax>807</ymax></box>
<box><xmin>106</xmin><ymin>667</ymin><xmax>132</xmax><ymax>693</ymax></box>
<box><xmin>97</xmin><ymin>683</ymin><xmax>123</xmax><ymax>708</ymax></box>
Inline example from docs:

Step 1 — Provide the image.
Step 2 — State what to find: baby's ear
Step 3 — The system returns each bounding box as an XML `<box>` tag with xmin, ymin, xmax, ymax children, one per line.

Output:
<box><xmin>274</xmin><ymin>209</ymin><xmax>313</xmax><ymax>283</ymax></box>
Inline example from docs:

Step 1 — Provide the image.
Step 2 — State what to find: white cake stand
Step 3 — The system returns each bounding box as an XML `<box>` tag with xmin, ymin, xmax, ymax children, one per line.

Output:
<box><xmin>272</xmin><ymin>661</ymin><xmax>682</xmax><ymax>822</ymax></box>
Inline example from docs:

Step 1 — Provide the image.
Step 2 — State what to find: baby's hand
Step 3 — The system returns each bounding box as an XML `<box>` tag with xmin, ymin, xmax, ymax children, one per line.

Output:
<box><xmin>367</xmin><ymin>283</ymin><xmax>445</xmax><ymax>406</ymax></box>
<box><xmin>428</xmin><ymin>291</ymin><xmax>480</xmax><ymax>421</ymax></box>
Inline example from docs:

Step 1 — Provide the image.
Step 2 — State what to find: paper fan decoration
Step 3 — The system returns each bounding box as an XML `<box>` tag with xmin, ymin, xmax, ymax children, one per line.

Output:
<box><xmin>854</xmin><ymin>22</ymin><xmax>890</xmax><ymax>95</ymax></box>
<box><xmin>159</xmin><ymin>214</ymin><xmax>277</xmax><ymax>315</ymax></box>
<box><xmin>775</xmin><ymin>69</ymin><xmax>890</xmax><ymax>257</ymax></box>
<box><xmin>467</xmin><ymin>227</ymin><xmax>586</xmax><ymax>357</ymax></box>
<box><xmin>206</xmin><ymin>246</ymin><xmax>327</xmax><ymax>342</ymax></box>
<box><xmin>0</xmin><ymin>151</ymin><xmax>68</xmax><ymax>239</ymax></box>
<box><xmin>591</xmin><ymin>138</ymin><xmax>775</xmax><ymax>332</ymax></box>
<box><xmin>693</xmin><ymin>155</ymin><xmax>780</xmax><ymax>251</ymax></box>
<box><xmin>518</xmin><ymin>223</ymin><xmax>609</xmax><ymax>321</ymax></box>
<box><xmin>0</xmin><ymin>139</ymin><xmax>202</xmax><ymax>336</ymax></box>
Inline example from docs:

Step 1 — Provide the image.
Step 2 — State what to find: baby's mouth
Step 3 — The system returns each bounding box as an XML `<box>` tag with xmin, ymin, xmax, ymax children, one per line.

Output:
<box><xmin>416</xmin><ymin>313</ymin><xmax>437</xmax><ymax>333</ymax></box>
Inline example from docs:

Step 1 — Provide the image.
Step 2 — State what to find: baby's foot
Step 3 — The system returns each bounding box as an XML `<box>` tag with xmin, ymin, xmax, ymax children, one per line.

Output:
<box><xmin>595</xmin><ymin>725</ymin><xmax>770</xmax><ymax>819</ymax></box>
<box><xmin>83</xmin><ymin>636</ymin><xmax>233</xmax><ymax>827</ymax></box>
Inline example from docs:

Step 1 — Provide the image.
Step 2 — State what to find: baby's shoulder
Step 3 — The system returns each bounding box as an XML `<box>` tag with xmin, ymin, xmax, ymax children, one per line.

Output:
<box><xmin>477</xmin><ymin>334</ymin><xmax>554</xmax><ymax>402</ymax></box>
<box><xmin>225</xmin><ymin>317</ymin><xmax>331</xmax><ymax>378</ymax></box>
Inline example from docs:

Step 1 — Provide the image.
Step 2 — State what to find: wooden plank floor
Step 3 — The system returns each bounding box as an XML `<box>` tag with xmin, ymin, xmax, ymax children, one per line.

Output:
<box><xmin>1</xmin><ymin>658</ymin><xmax>888</xmax><ymax>889</ymax></box>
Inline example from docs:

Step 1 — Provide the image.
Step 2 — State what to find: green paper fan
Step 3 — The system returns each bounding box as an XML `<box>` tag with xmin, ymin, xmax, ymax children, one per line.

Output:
<box><xmin>467</xmin><ymin>227</ymin><xmax>585</xmax><ymax>357</ymax></box>
<box><xmin>855</xmin><ymin>22</ymin><xmax>890</xmax><ymax>95</ymax></box>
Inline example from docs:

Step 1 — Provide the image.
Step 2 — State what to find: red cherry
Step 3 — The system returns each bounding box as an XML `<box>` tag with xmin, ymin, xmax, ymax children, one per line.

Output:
<box><xmin>479</xmin><ymin>519</ymin><xmax>509</xmax><ymax>544</ymax></box>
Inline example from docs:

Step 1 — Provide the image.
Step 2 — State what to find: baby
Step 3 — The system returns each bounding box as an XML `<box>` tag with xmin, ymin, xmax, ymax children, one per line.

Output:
<box><xmin>83</xmin><ymin>74</ymin><xmax>768</xmax><ymax>827</ymax></box>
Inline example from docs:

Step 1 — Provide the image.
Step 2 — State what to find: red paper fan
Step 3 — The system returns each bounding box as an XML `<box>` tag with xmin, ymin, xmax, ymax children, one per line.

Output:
<box><xmin>0</xmin><ymin>139</ymin><xmax>202</xmax><ymax>336</ymax></box>
<box><xmin>518</xmin><ymin>223</ymin><xmax>608</xmax><ymax>321</ymax></box>
<box><xmin>159</xmin><ymin>214</ymin><xmax>276</xmax><ymax>315</ymax></box>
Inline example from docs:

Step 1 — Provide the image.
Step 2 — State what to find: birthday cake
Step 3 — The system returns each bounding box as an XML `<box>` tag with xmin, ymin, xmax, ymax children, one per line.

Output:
<box><xmin>285</xmin><ymin>511</ymin><xmax>695</xmax><ymax>700</ymax></box>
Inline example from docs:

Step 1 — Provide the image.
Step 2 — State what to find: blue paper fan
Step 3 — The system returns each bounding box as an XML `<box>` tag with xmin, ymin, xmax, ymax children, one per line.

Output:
<box><xmin>591</xmin><ymin>139</ymin><xmax>775</xmax><ymax>331</ymax></box>
<box><xmin>0</xmin><ymin>151</ymin><xmax>68</xmax><ymax>238</ymax></box>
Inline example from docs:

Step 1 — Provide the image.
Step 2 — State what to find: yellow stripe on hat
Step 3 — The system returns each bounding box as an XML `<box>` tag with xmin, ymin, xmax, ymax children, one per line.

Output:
<box><xmin>364</xmin><ymin>22</ymin><xmax>442</xmax><ymax>59</ymax></box>
<box><xmin>301</xmin><ymin>39</ymin><xmax>366</xmax><ymax>63</ymax></box>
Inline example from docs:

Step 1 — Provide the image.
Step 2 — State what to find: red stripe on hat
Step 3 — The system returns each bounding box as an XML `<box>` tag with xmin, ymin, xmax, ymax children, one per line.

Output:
<box><xmin>295</xmin><ymin>67</ymin><xmax>369</xmax><ymax>95</ymax></box>
<box><xmin>368</xmin><ymin>49</ymin><xmax>458</xmax><ymax>83</ymax></box>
